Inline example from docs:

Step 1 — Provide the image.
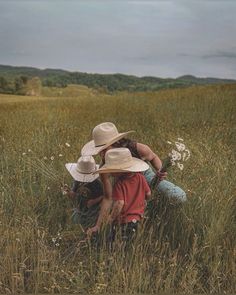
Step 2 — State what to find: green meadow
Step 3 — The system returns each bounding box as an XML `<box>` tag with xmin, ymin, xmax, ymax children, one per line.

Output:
<box><xmin>0</xmin><ymin>84</ymin><xmax>235</xmax><ymax>293</ymax></box>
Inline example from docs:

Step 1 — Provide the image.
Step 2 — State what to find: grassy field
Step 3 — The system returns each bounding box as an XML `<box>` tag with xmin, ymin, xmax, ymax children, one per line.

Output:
<box><xmin>0</xmin><ymin>84</ymin><xmax>235</xmax><ymax>294</ymax></box>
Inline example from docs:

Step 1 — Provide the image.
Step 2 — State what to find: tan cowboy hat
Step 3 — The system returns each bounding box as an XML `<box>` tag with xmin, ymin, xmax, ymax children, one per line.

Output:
<box><xmin>81</xmin><ymin>122</ymin><xmax>134</xmax><ymax>156</ymax></box>
<box><xmin>65</xmin><ymin>156</ymin><xmax>99</xmax><ymax>182</ymax></box>
<box><xmin>94</xmin><ymin>148</ymin><xmax>149</xmax><ymax>174</ymax></box>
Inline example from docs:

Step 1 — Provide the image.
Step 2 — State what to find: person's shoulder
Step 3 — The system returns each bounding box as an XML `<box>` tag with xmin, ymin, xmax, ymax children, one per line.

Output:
<box><xmin>136</xmin><ymin>142</ymin><xmax>151</xmax><ymax>152</ymax></box>
<box><xmin>87</xmin><ymin>178</ymin><xmax>102</xmax><ymax>188</ymax></box>
<box><xmin>121</xmin><ymin>172</ymin><xmax>141</xmax><ymax>185</ymax></box>
<box><xmin>136</xmin><ymin>172</ymin><xmax>149</xmax><ymax>184</ymax></box>
<box><xmin>113</xmin><ymin>176</ymin><xmax>126</xmax><ymax>190</ymax></box>
<box><xmin>136</xmin><ymin>142</ymin><xmax>156</xmax><ymax>160</ymax></box>
<box><xmin>135</xmin><ymin>172</ymin><xmax>145</xmax><ymax>180</ymax></box>
<box><xmin>72</xmin><ymin>180</ymin><xmax>80</xmax><ymax>192</ymax></box>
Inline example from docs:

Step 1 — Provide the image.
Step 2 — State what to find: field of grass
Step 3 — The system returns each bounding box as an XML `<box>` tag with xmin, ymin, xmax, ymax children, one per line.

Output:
<box><xmin>0</xmin><ymin>84</ymin><xmax>235</xmax><ymax>294</ymax></box>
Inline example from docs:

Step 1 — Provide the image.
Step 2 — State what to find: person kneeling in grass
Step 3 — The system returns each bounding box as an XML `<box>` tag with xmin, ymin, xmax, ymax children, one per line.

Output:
<box><xmin>62</xmin><ymin>156</ymin><xmax>104</xmax><ymax>230</ymax></box>
<box><xmin>82</xmin><ymin>122</ymin><xmax>186</xmax><ymax>236</ymax></box>
<box><xmin>94</xmin><ymin>148</ymin><xmax>151</xmax><ymax>243</ymax></box>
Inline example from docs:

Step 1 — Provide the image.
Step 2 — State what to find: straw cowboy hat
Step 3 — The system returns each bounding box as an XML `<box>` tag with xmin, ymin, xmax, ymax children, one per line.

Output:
<box><xmin>81</xmin><ymin>122</ymin><xmax>134</xmax><ymax>156</ymax></box>
<box><xmin>94</xmin><ymin>148</ymin><xmax>149</xmax><ymax>174</ymax></box>
<box><xmin>65</xmin><ymin>156</ymin><xmax>99</xmax><ymax>182</ymax></box>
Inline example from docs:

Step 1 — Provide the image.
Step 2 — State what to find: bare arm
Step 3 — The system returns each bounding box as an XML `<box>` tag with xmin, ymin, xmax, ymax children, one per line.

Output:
<box><xmin>136</xmin><ymin>142</ymin><xmax>162</xmax><ymax>171</ymax></box>
<box><xmin>86</xmin><ymin>195</ymin><xmax>103</xmax><ymax>208</ymax></box>
<box><xmin>146</xmin><ymin>190</ymin><xmax>152</xmax><ymax>200</ymax></box>
<box><xmin>61</xmin><ymin>184</ymin><xmax>76</xmax><ymax>199</ymax></box>
<box><xmin>110</xmin><ymin>200</ymin><xmax>124</xmax><ymax>222</ymax></box>
<box><xmin>137</xmin><ymin>143</ymin><xmax>167</xmax><ymax>181</ymax></box>
<box><xmin>86</xmin><ymin>173</ymin><xmax>113</xmax><ymax>235</ymax></box>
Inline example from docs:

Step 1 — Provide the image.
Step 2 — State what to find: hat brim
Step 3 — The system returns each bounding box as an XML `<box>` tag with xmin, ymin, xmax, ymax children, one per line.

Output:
<box><xmin>81</xmin><ymin>130</ymin><xmax>135</xmax><ymax>156</ymax></box>
<box><xmin>65</xmin><ymin>163</ymin><xmax>99</xmax><ymax>182</ymax></box>
<box><xmin>94</xmin><ymin>157</ymin><xmax>150</xmax><ymax>174</ymax></box>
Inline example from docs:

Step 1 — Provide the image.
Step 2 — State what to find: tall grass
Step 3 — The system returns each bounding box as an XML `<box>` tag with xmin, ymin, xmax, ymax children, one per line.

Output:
<box><xmin>0</xmin><ymin>84</ymin><xmax>235</xmax><ymax>293</ymax></box>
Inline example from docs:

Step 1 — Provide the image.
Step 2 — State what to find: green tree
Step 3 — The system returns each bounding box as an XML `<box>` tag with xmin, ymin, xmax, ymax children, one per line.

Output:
<box><xmin>15</xmin><ymin>77</ymin><xmax>24</xmax><ymax>92</ymax></box>
<box><xmin>0</xmin><ymin>76</ymin><xmax>8</xmax><ymax>91</ymax></box>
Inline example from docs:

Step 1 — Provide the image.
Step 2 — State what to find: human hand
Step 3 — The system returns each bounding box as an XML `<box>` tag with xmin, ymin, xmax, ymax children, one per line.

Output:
<box><xmin>86</xmin><ymin>199</ymin><xmax>96</xmax><ymax>208</ymax></box>
<box><xmin>86</xmin><ymin>225</ymin><xmax>100</xmax><ymax>237</ymax></box>
<box><xmin>61</xmin><ymin>184</ymin><xmax>76</xmax><ymax>198</ymax></box>
<box><xmin>61</xmin><ymin>184</ymin><xmax>70</xmax><ymax>194</ymax></box>
<box><xmin>156</xmin><ymin>170</ymin><xmax>167</xmax><ymax>181</ymax></box>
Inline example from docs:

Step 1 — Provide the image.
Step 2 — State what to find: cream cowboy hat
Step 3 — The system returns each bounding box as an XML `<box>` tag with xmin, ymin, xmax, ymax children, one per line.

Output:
<box><xmin>65</xmin><ymin>156</ymin><xmax>99</xmax><ymax>182</ymax></box>
<box><xmin>81</xmin><ymin>122</ymin><xmax>135</xmax><ymax>156</ymax></box>
<box><xmin>94</xmin><ymin>148</ymin><xmax>149</xmax><ymax>174</ymax></box>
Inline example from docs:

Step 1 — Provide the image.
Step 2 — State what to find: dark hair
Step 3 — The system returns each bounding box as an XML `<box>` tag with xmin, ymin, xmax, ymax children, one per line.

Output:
<box><xmin>111</xmin><ymin>138</ymin><xmax>132</xmax><ymax>148</ymax></box>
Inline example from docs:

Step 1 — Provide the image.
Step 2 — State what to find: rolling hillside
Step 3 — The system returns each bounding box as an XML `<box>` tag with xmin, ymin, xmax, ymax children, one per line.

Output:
<box><xmin>0</xmin><ymin>64</ymin><xmax>235</xmax><ymax>93</ymax></box>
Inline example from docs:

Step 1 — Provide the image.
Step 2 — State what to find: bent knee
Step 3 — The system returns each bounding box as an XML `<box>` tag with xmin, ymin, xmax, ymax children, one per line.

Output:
<box><xmin>157</xmin><ymin>180</ymin><xmax>187</xmax><ymax>202</ymax></box>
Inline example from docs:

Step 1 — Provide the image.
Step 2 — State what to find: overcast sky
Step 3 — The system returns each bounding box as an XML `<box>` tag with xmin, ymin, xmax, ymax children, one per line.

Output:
<box><xmin>0</xmin><ymin>0</ymin><xmax>236</xmax><ymax>78</ymax></box>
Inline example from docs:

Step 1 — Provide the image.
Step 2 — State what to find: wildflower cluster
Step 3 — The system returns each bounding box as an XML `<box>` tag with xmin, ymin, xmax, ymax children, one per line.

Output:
<box><xmin>22</xmin><ymin>149</ymin><xmax>32</xmax><ymax>156</ymax></box>
<box><xmin>151</xmin><ymin>138</ymin><xmax>190</xmax><ymax>189</ymax></box>
<box><xmin>22</xmin><ymin>141</ymin><xmax>71</xmax><ymax>159</ymax></box>
<box><xmin>51</xmin><ymin>232</ymin><xmax>62</xmax><ymax>247</ymax></box>
<box><xmin>167</xmin><ymin>138</ymin><xmax>190</xmax><ymax>171</ymax></box>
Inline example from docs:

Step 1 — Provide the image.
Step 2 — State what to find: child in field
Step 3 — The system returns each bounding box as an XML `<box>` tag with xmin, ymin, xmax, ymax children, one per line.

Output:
<box><xmin>63</xmin><ymin>156</ymin><xmax>104</xmax><ymax>230</ymax></box>
<box><xmin>82</xmin><ymin>122</ymin><xmax>186</xmax><ymax>235</ymax></box>
<box><xmin>94</xmin><ymin>148</ymin><xmax>151</xmax><ymax>243</ymax></box>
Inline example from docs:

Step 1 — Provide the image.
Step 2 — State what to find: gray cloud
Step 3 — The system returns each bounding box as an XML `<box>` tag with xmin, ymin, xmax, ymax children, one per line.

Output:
<box><xmin>0</xmin><ymin>0</ymin><xmax>236</xmax><ymax>78</ymax></box>
<box><xmin>202</xmin><ymin>51</ymin><xmax>236</xmax><ymax>59</ymax></box>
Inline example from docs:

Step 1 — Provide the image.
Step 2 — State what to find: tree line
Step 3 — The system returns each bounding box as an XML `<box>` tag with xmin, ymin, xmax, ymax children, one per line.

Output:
<box><xmin>0</xmin><ymin>76</ymin><xmax>28</xmax><ymax>94</ymax></box>
<box><xmin>0</xmin><ymin>76</ymin><xmax>42</xmax><ymax>95</ymax></box>
<box><xmin>1</xmin><ymin>64</ymin><xmax>235</xmax><ymax>95</ymax></box>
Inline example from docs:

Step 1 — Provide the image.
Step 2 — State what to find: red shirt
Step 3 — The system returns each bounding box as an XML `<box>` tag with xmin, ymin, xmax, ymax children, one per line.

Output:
<box><xmin>112</xmin><ymin>172</ymin><xmax>150</xmax><ymax>224</ymax></box>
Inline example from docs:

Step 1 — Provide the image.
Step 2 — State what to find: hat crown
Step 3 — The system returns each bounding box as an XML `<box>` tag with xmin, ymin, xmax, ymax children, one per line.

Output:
<box><xmin>93</xmin><ymin>122</ymin><xmax>119</xmax><ymax>147</ymax></box>
<box><xmin>77</xmin><ymin>156</ymin><xmax>96</xmax><ymax>174</ymax></box>
<box><xmin>105</xmin><ymin>148</ymin><xmax>133</xmax><ymax>168</ymax></box>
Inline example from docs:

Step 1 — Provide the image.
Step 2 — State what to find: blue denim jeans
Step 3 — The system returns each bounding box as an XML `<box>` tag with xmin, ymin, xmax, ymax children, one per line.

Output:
<box><xmin>143</xmin><ymin>167</ymin><xmax>187</xmax><ymax>202</ymax></box>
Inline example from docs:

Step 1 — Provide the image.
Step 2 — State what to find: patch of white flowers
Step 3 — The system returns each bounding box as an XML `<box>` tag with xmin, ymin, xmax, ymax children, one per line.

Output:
<box><xmin>51</xmin><ymin>232</ymin><xmax>62</xmax><ymax>247</ymax></box>
<box><xmin>167</xmin><ymin>139</ymin><xmax>191</xmax><ymax>170</ymax></box>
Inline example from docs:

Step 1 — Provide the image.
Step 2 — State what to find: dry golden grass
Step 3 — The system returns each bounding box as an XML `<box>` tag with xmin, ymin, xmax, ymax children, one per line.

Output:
<box><xmin>0</xmin><ymin>84</ymin><xmax>235</xmax><ymax>293</ymax></box>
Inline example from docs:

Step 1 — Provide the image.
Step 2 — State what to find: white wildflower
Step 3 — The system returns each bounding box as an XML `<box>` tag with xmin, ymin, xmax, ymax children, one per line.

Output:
<box><xmin>55</xmin><ymin>243</ymin><xmax>60</xmax><ymax>247</ymax></box>
<box><xmin>47</xmin><ymin>187</ymin><xmax>50</xmax><ymax>190</ymax></box>
<box><xmin>28</xmin><ymin>149</ymin><xmax>32</xmax><ymax>153</ymax></box>
<box><xmin>58</xmin><ymin>154</ymin><xmax>63</xmax><ymax>157</ymax></box>
<box><xmin>52</xmin><ymin>238</ymin><xmax>56</xmax><ymax>243</ymax></box>
<box><xmin>167</xmin><ymin>141</ymin><xmax>172</xmax><ymax>145</ymax></box>
<box><xmin>175</xmin><ymin>142</ymin><xmax>186</xmax><ymax>152</ymax></box>
<box><xmin>178</xmin><ymin>138</ymin><xmax>184</xmax><ymax>141</ymax></box>
<box><xmin>65</xmin><ymin>142</ymin><xmax>70</xmax><ymax>147</ymax></box>
<box><xmin>22</xmin><ymin>152</ymin><xmax>26</xmax><ymax>156</ymax></box>
<box><xmin>50</xmin><ymin>156</ymin><xmax>54</xmax><ymax>161</ymax></box>
<box><xmin>177</xmin><ymin>163</ymin><xmax>184</xmax><ymax>170</ymax></box>
<box><xmin>182</xmin><ymin>149</ymin><xmax>191</xmax><ymax>161</ymax></box>
<box><xmin>169</xmin><ymin>149</ymin><xmax>181</xmax><ymax>161</ymax></box>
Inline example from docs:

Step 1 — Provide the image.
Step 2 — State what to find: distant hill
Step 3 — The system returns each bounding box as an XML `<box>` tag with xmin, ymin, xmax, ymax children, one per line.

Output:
<box><xmin>0</xmin><ymin>64</ymin><xmax>235</xmax><ymax>93</ymax></box>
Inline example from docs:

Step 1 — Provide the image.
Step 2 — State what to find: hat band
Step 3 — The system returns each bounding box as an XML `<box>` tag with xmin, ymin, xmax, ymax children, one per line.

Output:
<box><xmin>95</xmin><ymin>143</ymin><xmax>106</xmax><ymax>147</ymax></box>
<box><xmin>76</xmin><ymin>168</ymin><xmax>96</xmax><ymax>174</ymax></box>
